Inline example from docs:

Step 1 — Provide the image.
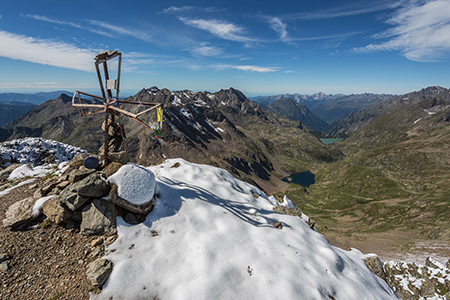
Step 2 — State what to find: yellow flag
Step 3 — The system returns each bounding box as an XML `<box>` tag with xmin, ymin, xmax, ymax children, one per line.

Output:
<box><xmin>157</xmin><ymin>107</ymin><xmax>162</xmax><ymax>122</ymax></box>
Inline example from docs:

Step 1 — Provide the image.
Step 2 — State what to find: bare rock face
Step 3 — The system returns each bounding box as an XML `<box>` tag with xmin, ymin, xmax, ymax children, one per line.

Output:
<box><xmin>80</xmin><ymin>199</ymin><xmax>117</xmax><ymax>236</ymax></box>
<box><xmin>109</xmin><ymin>184</ymin><xmax>154</xmax><ymax>214</ymax></box>
<box><xmin>2</xmin><ymin>197</ymin><xmax>36</xmax><ymax>228</ymax></box>
<box><xmin>363</xmin><ymin>256</ymin><xmax>386</xmax><ymax>282</ymax></box>
<box><xmin>42</xmin><ymin>197</ymin><xmax>74</xmax><ymax>224</ymax></box>
<box><xmin>86</xmin><ymin>259</ymin><xmax>113</xmax><ymax>287</ymax></box>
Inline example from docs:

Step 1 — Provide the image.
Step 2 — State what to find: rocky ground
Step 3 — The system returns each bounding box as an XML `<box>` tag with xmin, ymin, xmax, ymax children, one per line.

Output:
<box><xmin>0</xmin><ymin>176</ymin><xmax>114</xmax><ymax>300</ymax></box>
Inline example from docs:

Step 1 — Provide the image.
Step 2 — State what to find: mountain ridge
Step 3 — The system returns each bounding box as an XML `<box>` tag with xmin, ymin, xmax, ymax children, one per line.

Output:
<box><xmin>1</xmin><ymin>87</ymin><xmax>343</xmax><ymax>193</ymax></box>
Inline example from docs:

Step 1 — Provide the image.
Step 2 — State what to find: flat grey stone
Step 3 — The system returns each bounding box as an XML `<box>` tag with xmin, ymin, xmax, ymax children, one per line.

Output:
<box><xmin>86</xmin><ymin>259</ymin><xmax>113</xmax><ymax>287</ymax></box>
<box><xmin>80</xmin><ymin>198</ymin><xmax>117</xmax><ymax>236</ymax></box>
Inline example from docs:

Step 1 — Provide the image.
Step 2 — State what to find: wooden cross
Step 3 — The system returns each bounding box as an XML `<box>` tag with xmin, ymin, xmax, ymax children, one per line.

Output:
<box><xmin>72</xmin><ymin>50</ymin><xmax>163</xmax><ymax>166</ymax></box>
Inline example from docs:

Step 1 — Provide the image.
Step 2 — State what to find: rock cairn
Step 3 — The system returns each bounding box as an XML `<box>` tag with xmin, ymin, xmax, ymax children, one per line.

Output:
<box><xmin>1</xmin><ymin>151</ymin><xmax>157</xmax><ymax>288</ymax></box>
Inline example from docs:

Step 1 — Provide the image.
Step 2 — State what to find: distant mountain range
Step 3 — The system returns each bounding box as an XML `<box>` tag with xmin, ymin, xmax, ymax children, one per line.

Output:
<box><xmin>259</xmin><ymin>98</ymin><xmax>329</xmax><ymax>132</ymax></box>
<box><xmin>252</xmin><ymin>92</ymin><xmax>395</xmax><ymax>125</ymax></box>
<box><xmin>0</xmin><ymin>91</ymin><xmax>72</xmax><ymax>126</ymax></box>
<box><xmin>325</xmin><ymin>86</ymin><xmax>449</xmax><ymax>138</ymax></box>
<box><xmin>0</xmin><ymin>91</ymin><xmax>73</xmax><ymax>105</ymax></box>
<box><xmin>0</xmin><ymin>102</ymin><xmax>37</xmax><ymax>127</ymax></box>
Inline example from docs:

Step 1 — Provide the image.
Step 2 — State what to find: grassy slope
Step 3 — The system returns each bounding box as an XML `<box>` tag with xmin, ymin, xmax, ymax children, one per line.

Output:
<box><xmin>281</xmin><ymin>103</ymin><xmax>450</xmax><ymax>247</ymax></box>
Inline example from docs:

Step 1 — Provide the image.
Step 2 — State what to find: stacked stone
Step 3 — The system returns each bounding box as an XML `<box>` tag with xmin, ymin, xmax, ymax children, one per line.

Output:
<box><xmin>99</xmin><ymin>118</ymin><xmax>123</xmax><ymax>156</ymax></box>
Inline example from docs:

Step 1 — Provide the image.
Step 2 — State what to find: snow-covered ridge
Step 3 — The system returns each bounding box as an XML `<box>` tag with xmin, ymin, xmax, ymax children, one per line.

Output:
<box><xmin>0</xmin><ymin>137</ymin><xmax>85</xmax><ymax>167</ymax></box>
<box><xmin>91</xmin><ymin>158</ymin><xmax>399</xmax><ymax>300</ymax></box>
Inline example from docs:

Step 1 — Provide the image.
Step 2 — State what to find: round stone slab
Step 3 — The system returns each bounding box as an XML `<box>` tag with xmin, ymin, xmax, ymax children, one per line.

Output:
<box><xmin>84</xmin><ymin>156</ymin><xmax>99</xmax><ymax>169</ymax></box>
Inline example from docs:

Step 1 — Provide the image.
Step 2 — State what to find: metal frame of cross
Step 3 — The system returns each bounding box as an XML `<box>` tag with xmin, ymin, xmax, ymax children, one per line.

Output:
<box><xmin>72</xmin><ymin>50</ymin><xmax>164</xmax><ymax>166</ymax></box>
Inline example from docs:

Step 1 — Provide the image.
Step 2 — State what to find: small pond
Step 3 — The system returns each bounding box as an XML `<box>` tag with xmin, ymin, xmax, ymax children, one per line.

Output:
<box><xmin>282</xmin><ymin>171</ymin><xmax>315</xmax><ymax>188</ymax></box>
<box><xmin>319</xmin><ymin>138</ymin><xmax>344</xmax><ymax>145</ymax></box>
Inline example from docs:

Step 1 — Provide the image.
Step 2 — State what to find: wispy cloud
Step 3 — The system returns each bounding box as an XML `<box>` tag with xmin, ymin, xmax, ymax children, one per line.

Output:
<box><xmin>24</xmin><ymin>14</ymin><xmax>153</xmax><ymax>42</ymax></box>
<box><xmin>287</xmin><ymin>1</ymin><xmax>397</xmax><ymax>20</ymax></box>
<box><xmin>178</xmin><ymin>17</ymin><xmax>256</xmax><ymax>43</ymax></box>
<box><xmin>87</xmin><ymin>20</ymin><xmax>153</xmax><ymax>42</ymax></box>
<box><xmin>0</xmin><ymin>81</ymin><xmax>93</xmax><ymax>89</ymax></box>
<box><xmin>217</xmin><ymin>64</ymin><xmax>279</xmax><ymax>72</ymax></box>
<box><xmin>268</xmin><ymin>17</ymin><xmax>288</xmax><ymax>41</ymax></box>
<box><xmin>161</xmin><ymin>6</ymin><xmax>224</xmax><ymax>14</ymax></box>
<box><xmin>191</xmin><ymin>45</ymin><xmax>223</xmax><ymax>57</ymax></box>
<box><xmin>25</xmin><ymin>14</ymin><xmax>82</xmax><ymax>28</ymax></box>
<box><xmin>162</xmin><ymin>6</ymin><xmax>195</xmax><ymax>13</ymax></box>
<box><xmin>0</xmin><ymin>30</ymin><xmax>96</xmax><ymax>71</ymax></box>
<box><xmin>353</xmin><ymin>0</ymin><xmax>450</xmax><ymax>62</ymax></box>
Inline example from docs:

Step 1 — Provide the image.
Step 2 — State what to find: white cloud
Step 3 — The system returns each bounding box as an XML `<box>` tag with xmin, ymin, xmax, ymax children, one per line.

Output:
<box><xmin>288</xmin><ymin>2</ymin><xmax>396</xmax><ymax>20</ymax></box>
<box><xmin>268</xmin><ymin>17</ymin><xmax>288</xmax><ymax>41</ymax></box>
<box><xmin>354</xmin><ymin>0</ymin><xmax>450</xmax><ymax>62</ymax></box>
<box><xmin>179</xmin><ymin>17</ymin><xmax>255</xmax><ymax>42</ymax></box>
<box><xmin>88</xmin><ymin>20</ymin><xmax>152</xmax><ymax>42</ymax></box>
<box><xmin>162</xmin><ymin>6</ymin><xmax>195</xmax><ymax>13</ymax></box>
<box><xmin>25</xmin><ymin>14</ymin><xmax>83</xmax><ymax>29</ymax></box>
<box><xmin>0</xmin><ymin>81</ymin><xmax>94</xmax><ymax>89</ymax></box>
<box><xmin>217</xmin><ymin>64</ymin><xmax>279</xmax><ymax>72</ymax></box>
<box><xmin>191</xmin><ymin>46</ymin><xmax>223</xmax><ymax>57</ymax></box>
<box><xmin>0</xmin><ymin>30</ymin><xmax>96</xmax><ymax>71</ymax></box>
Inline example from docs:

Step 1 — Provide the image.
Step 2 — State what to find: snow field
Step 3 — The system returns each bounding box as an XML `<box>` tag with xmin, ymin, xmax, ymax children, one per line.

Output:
<box><xmin>93</xmin><ymin>159</ymin><xmax>398</xmax><ymax>300</ymax></box>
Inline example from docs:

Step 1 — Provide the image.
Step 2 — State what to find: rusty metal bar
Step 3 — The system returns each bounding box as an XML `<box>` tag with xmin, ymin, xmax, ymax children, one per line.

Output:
<box><xmin>135</xmin><ymin>105</ymin><xmax>160</xmax><ymax>117</ymax></box>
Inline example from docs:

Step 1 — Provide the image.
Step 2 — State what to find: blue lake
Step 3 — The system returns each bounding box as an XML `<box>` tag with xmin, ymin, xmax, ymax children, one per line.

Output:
<box><xmin>320</xmin><ymin>138</ymin><xmax>344</xmax><ymax>145</ymax></box>
<box><xmin>282</xmin><ymin>171</ymin><xmax>315</xmax><ymax>187</ymax></box>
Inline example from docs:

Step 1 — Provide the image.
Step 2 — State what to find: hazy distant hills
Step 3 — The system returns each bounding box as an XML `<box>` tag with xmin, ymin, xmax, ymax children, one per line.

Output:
<box><xmin>325</xmin><ymin>86</ymin><xmax>448</xmax><ymax>138</ymax></box>
<box><xmin>0</xmin><ymin>91</ymin><xmax>72</xmax><ymax>105</ymax></box>
<box><xmin>0</xmin><ymin>102</ymin><xmax>37</xmax><ymax>126</ymax></box>
<box><xmin>1</xmin><ymin>87</ymin><xmax>342</xmax><ymax>192</ymax></box>
<box><xmin>260</xmin><ymin>98</ymin><xmax>329</xmax><ymax>132</ymax></box>
<box><xmin>252</xmin><ymin>92</ymin><xmax>394</xmax><ymax>125</ymax></box>
<box><xmin>0</xmin><ymin>91</ymin><xmax>72</xmax><ymax>126</ymax></box>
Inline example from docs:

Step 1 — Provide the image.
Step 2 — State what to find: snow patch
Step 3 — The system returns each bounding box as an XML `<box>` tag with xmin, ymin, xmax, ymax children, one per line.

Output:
<box><xmin>32</xmin><ymin>195</ymin><xmax>55</xmax><ymax>218</ymax></box>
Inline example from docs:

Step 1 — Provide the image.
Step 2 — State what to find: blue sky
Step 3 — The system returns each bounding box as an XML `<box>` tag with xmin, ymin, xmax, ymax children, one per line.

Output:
<box><xmin>0</xmin><ymin>0</ymin><xmax>449</xmax><ymax>97</ymax></box>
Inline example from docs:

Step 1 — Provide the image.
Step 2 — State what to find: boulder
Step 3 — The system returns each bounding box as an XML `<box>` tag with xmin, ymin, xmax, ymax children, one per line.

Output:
<box><xmin>86</xmin><ymin>259</ymin><xmax>113</xmax><ymax>287</ymax></box>
<box><xmin>80</xmin><ymin>199</ymin><xmax>117</xmax><ymax>236</ymax></box>
<box><xmin>363</xmin><ymin>256</ymin><xmax>387</xmax><ymax>282</ymax></box>
<box><xmin>59</xmin><ymin>189</ymin><xmax>91</xmax><ymax>211</ymax></box>
<box><xmin>76</xmin><ymin>172</ymin><xmax>111</xmax><ymax>198</ymax></box>
<box><xmin>2</xmin><ymin>197</ymin><xmax>36</xmax><ymax>228</ymax></box>
<box><xmin>42</xmin><ymin>197</ymin><xmax>74</xmax><ymax>224</ymax></box>
<box><xmin>0</xmin><ymin>153</ymin><xmax>14</xmax><ymax>168</ymax></box>
<box><xmin>68</xmin><ymin>168</ymin><xmax>96</xmax><ymax>184</ymax></box>
<box><xmin>67</xmin><ymin>153</ymin><xmax>89</xmax><ymax>168</ymax></box>
<box><xmin>108</xmin><ymin>151</ymin><xmax>130</xmax><ymax>164</ymax></box>
<box><xmin>102</xmin><ymin>162</ymin><xmax>123</xmax><ymax>178</ymax></box>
